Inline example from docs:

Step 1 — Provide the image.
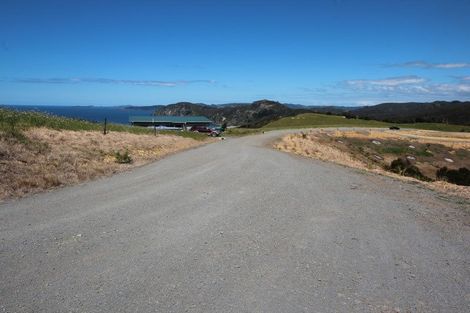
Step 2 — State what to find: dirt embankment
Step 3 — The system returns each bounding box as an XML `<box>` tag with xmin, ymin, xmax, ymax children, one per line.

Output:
<box><xmin>0</xmin><ymin>128</ymin><xmax>211</xmax><ymax>200</ymax></box>
<box><xmin>274</xmin><ymin>128</ymin><xmax>470</xmax><ymax>200</ymax></box>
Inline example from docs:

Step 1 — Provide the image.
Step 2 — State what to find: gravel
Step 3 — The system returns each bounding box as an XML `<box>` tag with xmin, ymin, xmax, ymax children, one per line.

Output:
<box><xmin>1</xmin><ymin>129</ymin><xmax>469</xmax><ymax>313</ymax></box>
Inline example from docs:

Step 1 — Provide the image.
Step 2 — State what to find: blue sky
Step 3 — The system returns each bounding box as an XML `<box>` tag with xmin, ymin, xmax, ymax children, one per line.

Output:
<box><xmin>1</xmin><ymin>0</ymin><xmax>469</xmax><ymax>106</ymax></box>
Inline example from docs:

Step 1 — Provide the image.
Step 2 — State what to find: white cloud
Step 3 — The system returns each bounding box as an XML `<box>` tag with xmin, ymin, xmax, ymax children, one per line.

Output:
<box><xmin>344</xmin><ymin>76</ymin><xmax>426</xmax><ymax>89</ymax></box>
<box><xmin>4</xmin><ymin>77</ymin><xmax>216</xmax><ymax>87</ymax></box>
<box><xmin>435</xmin><ymin>83</ymin><xmax>470</xmax><ymax>93</ymax></box>
<box><xmin>342</xmin><ymin>75</ymin><xmax>470</xmax><ymax>98</ymax></box>
<box><xmin>434</xmin><ymin>63</ymin><xmax>470</xmax><ymax>69</ymax></box>
<box><xmin>389</xmin><ymin>61</ymin><xmax>470</xmax><ymax>69</ymax></box>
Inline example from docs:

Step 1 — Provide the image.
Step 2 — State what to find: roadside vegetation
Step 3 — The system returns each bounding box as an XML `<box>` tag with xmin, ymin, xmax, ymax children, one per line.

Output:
<box><xmin>0</xmin><ymin>108</ymin><xmax>209</xmax><ymax>200</ymax></box>
<box><xmin>0</xmin><ymin>108</ymin><xmax>207</xmax><ymax>139</ymax></box>
<box><xmin>275</xmin><ymin>129</ymin><xmax>470</xmax><ymax>199</ymax></box>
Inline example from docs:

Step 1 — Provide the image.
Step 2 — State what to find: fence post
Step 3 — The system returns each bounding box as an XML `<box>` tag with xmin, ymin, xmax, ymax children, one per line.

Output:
<box><xmin>103</xmin><ymin>118</ymin><xmax>107</xmax><ymax>135</ymax></box>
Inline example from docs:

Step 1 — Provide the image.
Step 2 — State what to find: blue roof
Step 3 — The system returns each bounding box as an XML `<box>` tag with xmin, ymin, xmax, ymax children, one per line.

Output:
<box><xmin>129</xmin><ymin>115</ymin><xmax>213</xmax><ymax>123</ymax></box>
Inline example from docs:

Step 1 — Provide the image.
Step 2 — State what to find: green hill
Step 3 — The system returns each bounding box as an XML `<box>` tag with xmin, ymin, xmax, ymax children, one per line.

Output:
<box><xmin>155</xmin><ymin>99</ymin><xmax>313</xmax><ymax>127</ymax></box>
<box><xmin>262</xmin><ymin>113</ymin><xmax>470</xmax><ymax>132</ymax></box>
<box><xmin>349</xmin><ymin>101</ymin><xmax>470</xmax><ymax>125</ymax></box>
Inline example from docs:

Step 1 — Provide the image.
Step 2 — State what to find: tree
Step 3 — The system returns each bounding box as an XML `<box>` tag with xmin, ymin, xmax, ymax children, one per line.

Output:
<box><xmin>221</xmin><ymin>122</ymin><xmax>227</xmax><ymax>131</ymax></box>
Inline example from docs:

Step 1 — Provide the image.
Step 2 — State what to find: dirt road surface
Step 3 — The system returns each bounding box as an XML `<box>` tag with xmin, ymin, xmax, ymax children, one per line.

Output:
<box><xmin>1</xmin><ymin>130</ymin><xmax>469</xmax><ymax>312</ymax></box>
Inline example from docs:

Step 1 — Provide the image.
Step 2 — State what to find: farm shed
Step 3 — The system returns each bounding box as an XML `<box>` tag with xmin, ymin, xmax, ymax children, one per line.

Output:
<box><xmin>129</xmin><ymin>115</ymin><xmax>213</xmax><ymax>128</ymax></box>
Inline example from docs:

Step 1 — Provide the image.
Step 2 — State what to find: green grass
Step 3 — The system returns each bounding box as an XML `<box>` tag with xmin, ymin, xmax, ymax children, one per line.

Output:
<box><xmin>225</xmin><ymin>112</ymin><xmax>470</xmax><ymax>136</ymax></box>
<box><xmin>261</xmin><ymin>113</ymin><xmax>470</xmax><ymax>132</ymax></box>
<box><xmin>0</xmin><ymin>108</ymin><xmax>150</xmax><ymax>133</ymax></box>
<box><xmin>379</xmin><ymin>146</ymin><xmax>408</xmax><ymax>155</ymax></box>
<box><xmin>263</xmin><ymin>113</ymin><xmax>389</xmax><ymax>129</ymax></box>
<box><xmin>0</xmin><ymin>108</ymin><xmax>207</xmax><ymax>140</ymax></box>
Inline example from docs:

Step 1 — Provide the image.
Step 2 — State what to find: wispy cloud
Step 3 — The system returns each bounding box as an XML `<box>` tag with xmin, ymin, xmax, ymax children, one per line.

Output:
<box><xmin>3</xmin><ymin>77</ymin><xmax>216</xmax><ymax>87</ymax></box>
<box><xmin>387</xmin><ymin>60</ymin><xmax>470</xmax><ymax>69</ymax></box>
<box><xmin>298</xmin><ymin>87</ymin><xmax>328</xmax><ymax>93</ymax></box>
<box><xmin>296</xmin><ymin>74</ymin><xmax>470</xmax><ymax>106</ymax></box>
<box><xmin>341</xmin><ymin>75</ymin><xmax>470</xmax><ymax>97</ymax></box>
<box><xmin>344</xmin><ymin>75</ymin><xmax>426</xmax><ymax>89</ymax></box>
<box><xmin>432</xmin><ymin>83</ymin><xmax>470</xmax><ymax>94</ymax></box>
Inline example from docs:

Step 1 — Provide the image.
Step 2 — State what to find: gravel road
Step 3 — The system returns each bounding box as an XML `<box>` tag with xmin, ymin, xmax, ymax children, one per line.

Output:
<box><xmin>1</xmin><ymin>130</ymin><xmax>469</xmax><ymax>313</ymax></box>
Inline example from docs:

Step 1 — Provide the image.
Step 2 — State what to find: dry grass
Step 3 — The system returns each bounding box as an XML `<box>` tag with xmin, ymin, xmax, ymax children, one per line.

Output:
<box><xmin>275</xmin><ymin>133</ymin><xmax>366</xmax><ymax>169</ymax></box>
<box><xmin>275</xmin><ymin>129</ymin><xmax>470</xmax><ymax>200</ymax></box>
<box><xmin>0</xmin><ymin>128</ymin><xmax>211</xmax><ymax>201</ymax></box>
<box><xmin>332</xmin><ymin>129</ymin><xmax>470</xmax><ymax>149</ymax></box>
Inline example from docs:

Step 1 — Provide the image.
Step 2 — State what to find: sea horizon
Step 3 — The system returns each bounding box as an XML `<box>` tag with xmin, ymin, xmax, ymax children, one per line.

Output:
<box><xmin>1</xmin><ymin>104</ymin><xmax>156</xmax><ymax>125</ymax></box>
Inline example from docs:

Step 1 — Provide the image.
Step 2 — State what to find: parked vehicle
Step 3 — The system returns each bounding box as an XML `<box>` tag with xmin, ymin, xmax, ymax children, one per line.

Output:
<box><xmin>190</xmin><ymin>125</ymin><xmax>221</xmax><ymax>136</ymax></box>
<box><xmin>208</xmin><ymin>124</ymin><xmax>223</xmax><ymax>132</ymax></box>
<box><xmin>190</xmin><ymin>126</ymin><xmax>212</xmax><ymax>133</ymax></box>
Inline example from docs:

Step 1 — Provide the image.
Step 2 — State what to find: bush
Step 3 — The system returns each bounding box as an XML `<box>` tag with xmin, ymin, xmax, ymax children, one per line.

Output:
<box><xmin>436</xmin><ymin>167</ymin><xmax>470</xmax><ymax>186</ymax></box>
<box><xmin>114</xmin><ymin>150</ymin><xmax>132</xmax><ymax>164</ymax></box>
<box><xmin>389</xmin><ymin>158</ymin><xmax>430</xmax><ymax>181</ymax></box>
<box><xmin>221</xmin><ymin>122</ymin><xmax>227</xmax><ymax>132</ymax></box>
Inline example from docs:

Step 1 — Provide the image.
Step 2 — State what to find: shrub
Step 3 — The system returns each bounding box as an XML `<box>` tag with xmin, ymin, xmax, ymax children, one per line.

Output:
<box><xmin>436</xmin><ymin>167</ymin><xmax>470</xmax><ymax>186</ymax></box>
<box><xmin>221</xmin><ymin>122</ymin><xmax>227</xmax><ymax>131</ymax></box>
<box><xmin>418</xmin><ymin>150</ymin><xmax>433</xmax><ymax>157</ymax></box>
<box><xmin>114</xmin><ymin>150</ymin><xmax>132</xmax><ymax>164</ymax></box>
<box><xmin>389</xmin><ymin>158</ymin><xmax>430</xmax><ymax>181</ymax></box>
<box><xmin>381</xmin><ymin>146</ymin><xmax>407</xmax><ymax>155</ymax></box>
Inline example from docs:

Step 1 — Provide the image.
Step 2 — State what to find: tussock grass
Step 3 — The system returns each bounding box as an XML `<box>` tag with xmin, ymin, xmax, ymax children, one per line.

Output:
<box><xmin>275</xmin><ymin>129</ymin><xmax>470</xmax><ymax>199</ymax></box>
<box><xmin>334</xmin><ymin>129</ymin><xmax>470</xmax><ymax>149</ymax></box>
<box><xmin>0</xmin><ymin>108</ymin><xmax>211</xmax><ymax>201</ymax></box>
<box><xmin>275</xmin><ymin>132</ymin><xmax>365</xmax><ymax>169</ymax></box>
<box><xmin>0</xmin><ymin>128</ymin><xmax>208</xmax><ymax>200</ymax></box>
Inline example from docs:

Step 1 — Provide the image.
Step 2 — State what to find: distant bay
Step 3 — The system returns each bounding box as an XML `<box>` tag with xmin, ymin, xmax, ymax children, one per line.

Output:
<box><xmin>1</xmin><ymin>105</ymin><xmax>156</xmax><ymax>125</ymax></box>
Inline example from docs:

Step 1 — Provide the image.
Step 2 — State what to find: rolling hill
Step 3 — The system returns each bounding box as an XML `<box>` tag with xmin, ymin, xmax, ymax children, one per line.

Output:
<box><xmin>154</xmin><ymin>100</ymin><xmax>313</xmax><ymax>127</ymax></box>
<box><xmin>262</xmin><ymin>113</ymin><xmax>470</xmax><ymax>132</ymax></box>
<box><xmin>347</xmin><ymin>101</ymin><xmax>470</xmax><ymax>125</ymax></box>
<box><xmin>137</xmin><ymin>100</ymin><xmax>470</xmax><ymax>128</ymax></box>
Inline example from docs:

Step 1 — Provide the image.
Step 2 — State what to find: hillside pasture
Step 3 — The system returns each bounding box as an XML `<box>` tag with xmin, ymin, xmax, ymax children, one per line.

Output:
<box><xmin>263</xmin><ymin>113</ymin><xmax>470</xmax><ymax>132</ymax></box>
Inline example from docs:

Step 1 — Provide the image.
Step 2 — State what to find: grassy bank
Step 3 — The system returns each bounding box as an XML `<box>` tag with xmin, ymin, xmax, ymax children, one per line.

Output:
<box><xmin>275</xmin><ymin>129</ymin><xmax>470</xmax><ymax>199</ymax></box>
<box><xmin>0</xmin><ymin>108</ymin><xmax>210</xmax><ymax>201</ymax></box>
<box><xmin>0</xmin><ymin>108</ymin><xmax>207</xmax><ymax>140</ymax></box>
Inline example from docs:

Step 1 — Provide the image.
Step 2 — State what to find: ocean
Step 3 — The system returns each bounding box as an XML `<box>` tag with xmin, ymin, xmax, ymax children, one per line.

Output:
<box><xmin>1</xmin><ymin>105</ymin><xmax>156</xmax><ymax>125</ymax></box>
